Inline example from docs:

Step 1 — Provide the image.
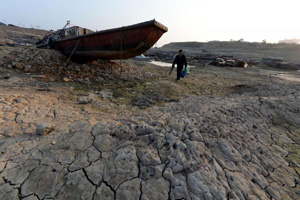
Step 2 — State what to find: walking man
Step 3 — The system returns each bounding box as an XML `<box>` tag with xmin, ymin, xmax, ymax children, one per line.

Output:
<box><xmin>169</xmin><ymin>50</ymin><xmax>187</xmax><ymax>82</ymax></box>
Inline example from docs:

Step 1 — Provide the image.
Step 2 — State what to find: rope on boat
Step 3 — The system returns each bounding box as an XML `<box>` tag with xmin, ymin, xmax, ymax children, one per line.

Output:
<box><xmin>65</xmin><ymin>38</ymin><xmax>82</xmax><ymax>68</ymax></box>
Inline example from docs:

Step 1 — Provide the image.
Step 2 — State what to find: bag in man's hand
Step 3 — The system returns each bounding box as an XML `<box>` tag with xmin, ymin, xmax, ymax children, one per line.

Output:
<box><xmin>185</xmin><ymin>66</ymin><xmax>190</xmax><ymax>75</ymax></box>
<box><xmin>181</xmin><ymin>71</ymin><xmax>186</xmax><ymax>78</ymax></box>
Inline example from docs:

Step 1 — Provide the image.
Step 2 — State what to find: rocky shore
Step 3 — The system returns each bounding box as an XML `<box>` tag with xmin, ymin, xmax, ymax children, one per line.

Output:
<box><xmin>1</xmin><ymin>40</ymin><xmax>300</xmax><ymax>200</ymax></box>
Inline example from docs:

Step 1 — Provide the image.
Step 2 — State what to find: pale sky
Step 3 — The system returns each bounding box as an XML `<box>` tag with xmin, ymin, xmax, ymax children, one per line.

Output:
<box><xmin>1</xmin><ymin>0</ymin><xmax>299</xmax><ymax>46</ymax></box>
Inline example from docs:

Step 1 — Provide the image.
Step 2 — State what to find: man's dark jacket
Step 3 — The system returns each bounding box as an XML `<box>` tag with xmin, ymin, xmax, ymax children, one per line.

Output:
<box><xmin>172</xmin><ymin>55</ymin><xmax>187</xmax><ymax>68</ymax></box>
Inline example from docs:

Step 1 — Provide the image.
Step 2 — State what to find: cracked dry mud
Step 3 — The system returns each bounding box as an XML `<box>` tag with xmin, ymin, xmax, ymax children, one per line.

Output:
<box><xmin>1</xmin><ymin>61</ymin><xmax>300</xmax><ymax>200</ymax></box>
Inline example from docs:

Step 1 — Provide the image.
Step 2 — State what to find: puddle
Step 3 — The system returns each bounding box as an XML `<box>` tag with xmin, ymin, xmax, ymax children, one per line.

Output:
<box><xmin>150</xmin><ymin>61</ymin><xmax>195</xmax><ymax>68</ymax></box>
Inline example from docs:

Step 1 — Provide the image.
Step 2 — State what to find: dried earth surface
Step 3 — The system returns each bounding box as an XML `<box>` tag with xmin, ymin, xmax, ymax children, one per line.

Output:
<box><xmin>160</xmin><ymin>41</ymin><xmax>300</xmax><ymax>64</ymax></box>
<box><xmin>1</xmin><ymin>43</ymin><xmax>300</xmax><ymax>200</ymax></box>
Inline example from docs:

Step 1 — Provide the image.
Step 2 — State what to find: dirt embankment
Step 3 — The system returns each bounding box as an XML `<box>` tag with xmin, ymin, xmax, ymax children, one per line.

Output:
<box><xmin>161</xmin><ymin>41</ymin><xmax>300</xmax><ymax>63</ymax></box>
<box><xmin>0</xmin><ymin>25</ymin><xmax>48</xmax><ymax>45</ymax></box>
<box><xmin>0</xmin><ymin>37</ymin><xmax>300</xmax><ymax>200</ymax></box>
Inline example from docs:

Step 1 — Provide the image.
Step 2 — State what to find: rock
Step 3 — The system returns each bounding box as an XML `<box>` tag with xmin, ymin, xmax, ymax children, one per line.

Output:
<box><xmin>74</xmin><ymin>65</ymin><xmax>81</xmax><ymax>72</ymax></box>
<box><xmin>78</xmin><ymin>98</ymin><xmax>91</xmax><ymax>104</ymax></box>
<box><xmin>24</xmin><ymin>65</ymin><xmax>32</xmax><ymax>72</ymax></box>
<box><xmin>23</xmin><ymin>124</ymin><xmax>36</xmax><ymax>134</ymax></box>
<box><xmin>99</xmin><ymin>90</ymin><xmax>113</xmax><ymax>99</ymax></box>
<box><xmin>62</xmin><ymin>77</ymin><xmax>72</xmax><ymax>82</ymax></box>
<box><xmin>30</xmin><ymin>75</ymin><xmax>45</xmax><ymax>79</ymax></box>
<box><xmin>134</xmin><ymin>124</ymin><xmax>155</xmax><ymax>136</ymax></box>
<box><xmin>3</xmin><ymin>74</ymin><xmax>10</xmax><ymax>79</ymax></box>
<box><xmin>12</xmin><ymin>62</ymin><xmax>23</xmax><ymax>70</ymax></box>
<box><xmin>36</xmin><ymin>123</ymin><xmax>55</xmax><ymax>136</ymax></box>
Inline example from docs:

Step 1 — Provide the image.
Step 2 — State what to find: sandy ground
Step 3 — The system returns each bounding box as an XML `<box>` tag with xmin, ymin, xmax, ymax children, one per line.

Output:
<box><xmin>1</xmin><ymin>44</ymin><xmax>300</xmax><ymax>199</ymax></box>
<box><xmin>1</xmin><ymin>23</ymin><xmax>300</xmax><ymax>199</ymax></box>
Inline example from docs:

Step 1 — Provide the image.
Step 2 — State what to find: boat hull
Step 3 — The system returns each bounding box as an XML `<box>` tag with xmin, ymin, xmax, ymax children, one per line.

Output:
<box><xmin>37</xmin><ymin>20</ymin><xmax>167</xmax><ymax>62</ymax></box>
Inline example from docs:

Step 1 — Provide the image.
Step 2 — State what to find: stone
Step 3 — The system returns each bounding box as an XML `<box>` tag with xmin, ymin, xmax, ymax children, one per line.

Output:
<box><xmin>135</xmin><ymin>124</ymin><xmax>156</xmax><ymax>136</ymax></box>
<box><xmin>62</xmin><ymin>77</ymin><xmax>72</xmax><ymax>82</ymax></box>
<box><xmin>24</xmin><ymin>65</ymin><xmax>32</xmax><ymax>72</ymax></box>
<box><xmin>36</xmin><ymin>123</ymin><xmax>55</xmax><ymax>136</ymax></box>
<box><xmin>3</xmin><ymin>74</ymin><xmax>10</xmax><ymax>79</ymax></box>
<box><xmin>78</xmin><ymin>98</ymin><xmax>91</xmax><ymax>104</ymax></box>
<box><xmin>99</xmin><ymin>90</ymin><xmax>113</xmax><ymax>99</ymax></box>
<box><xmin>13</xmin><ymin>62</ymin><xmax>23</xmax><ymax>69</ymax></box>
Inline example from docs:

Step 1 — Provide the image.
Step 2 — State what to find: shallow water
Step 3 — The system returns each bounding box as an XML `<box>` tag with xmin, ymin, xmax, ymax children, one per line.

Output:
<box><xmin>150</xmin><ymin>60</ymin><xmax>195</xmax><ymax>68</ymax></box>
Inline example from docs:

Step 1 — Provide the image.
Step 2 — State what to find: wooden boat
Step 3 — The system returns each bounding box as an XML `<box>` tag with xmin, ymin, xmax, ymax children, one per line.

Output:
<box><xmin>36</xmin><ymin>20</ymin><xmax>168</xmax><ymax>62</ymax></box>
